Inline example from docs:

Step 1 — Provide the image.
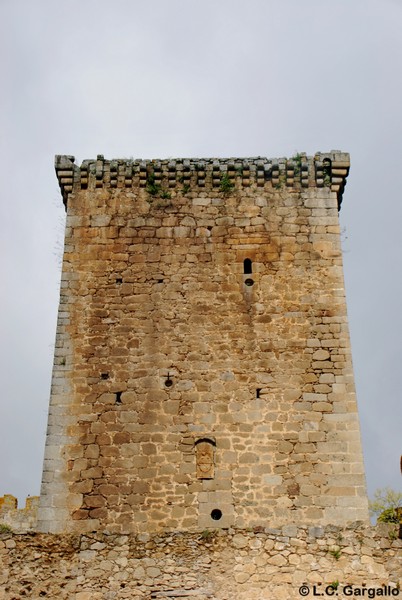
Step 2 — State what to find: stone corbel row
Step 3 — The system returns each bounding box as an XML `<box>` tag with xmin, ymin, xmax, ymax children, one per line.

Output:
<box><xmin>55</xmin><ymin>152</ymin><xmax>350</xmax><ymax>209</ymax></box>
<box><xmin>314</xmin><ymin>152</ymin><xmax>350</xmax><ymax>209</ymax></box>
<box><xmin>55</xmin><ymin>155</ymin><xmax>77</xmax><ymax>207</ymax></box>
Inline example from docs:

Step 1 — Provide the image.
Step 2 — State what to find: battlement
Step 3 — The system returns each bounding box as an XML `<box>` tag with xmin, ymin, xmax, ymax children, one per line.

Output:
<box><xmin>55</xmin><ymin>151</ymin><xmax>350</xmax><ymax>209</ymax></box>
<box><xmin>0</xmin><ymin>494</ymin><xmax>39</xmax><ymax>532</ymax></box>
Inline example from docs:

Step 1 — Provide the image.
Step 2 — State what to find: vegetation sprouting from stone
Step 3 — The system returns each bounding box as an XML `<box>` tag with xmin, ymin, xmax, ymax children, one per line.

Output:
<box><xmin>146</xmin><ymin>172</ymin><xmax>171</xmax><ymax>201</ymax></box>
<box><xmin>145</xmin><ymin>172</ymin><xmax>160</xmax><ymax>196</ymax></box>
<box><xmin>292</xmin><ymin>152</ymin><xmax>303</xmax><ymax>175</ymax></box>
<box><xmin>328</xmin><ymin>547</ymin><xmax>341</xmax><ymax>560</ymax></box>
<box><xmin>219</xmin><ymin>173</ymin><xmax>234</xmax><ymax>194</ymax></box>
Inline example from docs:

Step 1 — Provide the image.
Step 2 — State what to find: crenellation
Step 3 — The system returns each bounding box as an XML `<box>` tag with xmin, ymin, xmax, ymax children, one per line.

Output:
<box><xmin>55</xmin><ymin>152</ymin><xmax>350</xmax><ymax>211</ymax></box>
<box><xmin>0</xmin><ymin>495</ymin><xmax>39</xmax><ymax>532</ymax></box>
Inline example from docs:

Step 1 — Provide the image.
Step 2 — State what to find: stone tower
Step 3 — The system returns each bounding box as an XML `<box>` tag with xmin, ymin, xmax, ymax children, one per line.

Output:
<box><xmin>37</xmin><ymin>152</ymin><xmax>369</xmax><ymax>533</ymax></box>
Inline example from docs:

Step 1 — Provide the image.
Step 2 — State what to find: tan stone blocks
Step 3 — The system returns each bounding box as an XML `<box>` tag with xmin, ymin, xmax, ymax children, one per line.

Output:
<box><xmin>84</xmin><ymin>445</ymin><xmax>100</xmax><ymax>459</ymax></box>
<box><xmin>81</xmin><ymin>466</ymin><xmax>103</xmax><ymax>479</ymax></box>
<box><xmin>38</xmin><ymin>153</ymin><xmax>368</xmax><ymax>533</ymax></box>
<box><xmin>302</xmin><ymin>393</ymin><xmax>328</xmax><ymax>402</ymax></box>
<box><xmin>71</xmin><ymin>480</ymin><xmax>93</xmax><ymax>494</ymax></box>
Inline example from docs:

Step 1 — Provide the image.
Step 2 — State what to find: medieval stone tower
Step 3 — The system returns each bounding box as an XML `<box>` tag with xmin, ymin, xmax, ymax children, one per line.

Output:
<box><xmin>37</xmin><ymin>152</ymin><xmax>369</xmax><ymax>534</ymax></box>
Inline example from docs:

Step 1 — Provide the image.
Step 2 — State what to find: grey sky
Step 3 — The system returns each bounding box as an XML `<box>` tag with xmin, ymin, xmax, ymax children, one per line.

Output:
<box><xmin>1</xmin><ymin>0</ymin><xmax>401</xmax><ymax>504</ymax></box>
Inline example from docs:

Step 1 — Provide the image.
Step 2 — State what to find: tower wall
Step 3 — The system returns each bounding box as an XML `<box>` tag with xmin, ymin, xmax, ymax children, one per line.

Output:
<box><xmin>37</xmin><ymin>153</ymin><xmax>369</xmax><ymax>533</ymax></box>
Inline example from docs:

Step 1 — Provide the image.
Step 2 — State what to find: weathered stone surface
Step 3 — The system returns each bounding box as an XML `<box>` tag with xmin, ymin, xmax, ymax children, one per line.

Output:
<box><xmin>0</xmin><ymin>495</ymin><xmax>39</xmax><ymax>533</ymax></box>
<box><xmin>0</xmin><ymin>527</ymin><xmax>400</xmax><ymax>599</ymax></box>
<box><xmin>37</xmin><ymin>152</ymin><xmax>368</xmax><ymax>535</ymax></box>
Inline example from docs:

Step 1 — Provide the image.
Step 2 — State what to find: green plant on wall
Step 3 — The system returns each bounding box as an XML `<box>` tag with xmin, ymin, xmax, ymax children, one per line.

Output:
<box><xmin>323</xmin><ymin>158</ymin><xmax>332</xmax><ymax>187</ymax></box>
<box><xmin>323</xmin><ymin>173</ymin><xmax>331</xmax><ymax>187</ymax></box>
<box><xmin>220</xmin><ymin>173</ymin><xmax>234</xmax><ymax>194</ymax></box>
<box><xmin>328</xmin><ymin>547</ymin><xmax>341</xmax><ymax>560</ymax></box>
<box><xmin>291</xmin><ymin>152</ymin><xmax>302</xmax><ymax>175</ymax></box>
<box><xmin>146</xmin><ymin>172</ymin><xmax>161</xmax><ymax>196</ymax></box>
<box><xmin>146</xmin><ymin>172</ymin><xmax>172</xmax><ymax>203</ymax></box>
<box><xmin>274</xmin><ymin>174</ymin><xmax>286</xmax><ymax>190</ymax></box>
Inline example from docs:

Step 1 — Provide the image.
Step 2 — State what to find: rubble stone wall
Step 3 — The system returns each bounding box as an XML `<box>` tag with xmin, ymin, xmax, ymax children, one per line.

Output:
<box><xmin>0</xmin><ymin>526</ymin><xmax>400</xmax><ymax>600</ymax></box>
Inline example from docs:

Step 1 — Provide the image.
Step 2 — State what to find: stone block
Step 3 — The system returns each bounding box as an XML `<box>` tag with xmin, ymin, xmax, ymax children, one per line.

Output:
<box><xmin>303</xmin><ymin>393</ymin><xmax>328</xmax><ymax>402</ymax></box>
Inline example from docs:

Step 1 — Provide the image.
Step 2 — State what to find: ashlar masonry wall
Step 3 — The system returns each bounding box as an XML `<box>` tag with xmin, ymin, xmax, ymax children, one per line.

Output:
<box><xmin>37</xmin><ymin>152</ymin><xmax>369</xmax><ymax>534</ymax></box>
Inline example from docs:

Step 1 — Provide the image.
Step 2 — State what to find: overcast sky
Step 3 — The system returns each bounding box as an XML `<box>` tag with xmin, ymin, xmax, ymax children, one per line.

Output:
<box><xmin>1</xmin><ymin>0</ymin><xmax>401</xmax><ymax>507</ymax></box>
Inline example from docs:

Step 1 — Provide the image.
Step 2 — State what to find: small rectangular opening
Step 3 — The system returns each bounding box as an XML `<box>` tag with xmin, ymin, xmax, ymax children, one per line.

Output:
<box><xmin>244</xmin><ymin>258</ymin><xmax>252</xmax><ymax>274</ymax></box>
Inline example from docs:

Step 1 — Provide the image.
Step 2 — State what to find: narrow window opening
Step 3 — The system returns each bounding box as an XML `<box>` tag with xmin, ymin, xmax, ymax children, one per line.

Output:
<box><xmin>115</xmin><ymin>391</ymin><xmax>123</xmax><ymax>404</ymax></box>
<box><xmin>165</xmin><ymin>375</ymin><xmax>173</xmax><ymax>387</ymax></box>
<box><xmin>256</xmin><ymin>388</ymin><xmax>262</xmax><ymax>398</ymax></box>
<box><xmin>116</xmin><ymin>277</ymin><xmax>123</xmax><ymax>284</ymax></box>
<box><xmin>210</xmin><ymin>509</ymin><xmax>222</xmax><ymax>520</ymax></box>
<box><xmin>101</xmin><ymin>373</ymin><xmax>109</xmax><ymax>380</ymax></box>
<box><xmin>244</xmin><ymin>258</ymin><xmax>252</xmax><ymax>274</ymax></box>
